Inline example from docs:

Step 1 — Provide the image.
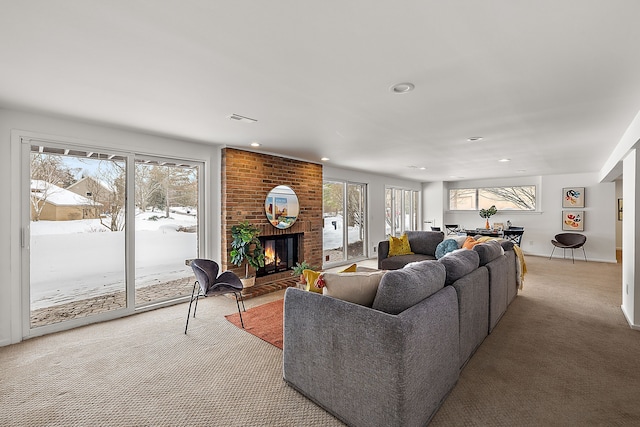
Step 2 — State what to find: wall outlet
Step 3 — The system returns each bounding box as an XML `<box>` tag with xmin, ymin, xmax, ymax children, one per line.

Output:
<box><xmin>373</xmin><ymin>246</ymin><xmax>376</xmax><ymax>253</ymax></box>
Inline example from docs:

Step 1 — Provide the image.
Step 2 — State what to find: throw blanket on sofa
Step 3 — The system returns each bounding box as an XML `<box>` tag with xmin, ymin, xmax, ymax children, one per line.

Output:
<box><xmin>476</xmin><ymin>237</ymin><xmax>527</xmax><ymax>289</ymax></box>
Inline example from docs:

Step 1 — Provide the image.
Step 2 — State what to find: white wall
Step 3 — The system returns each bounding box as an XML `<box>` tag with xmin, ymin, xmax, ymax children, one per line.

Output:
<box><xmin>322</xmin><ymin>166</ymin><xmax>421</xmax><ymax>259</ymax></box>
<box><xmin>422</xmin><ymin>181</ymin><xmax>444</xmax><ymax>230</ymax></box>
<box><xmin>622</xmin><ymin>150</ymin><xmax>639</xmax><ymax>326</ymax></box>
<box><xmin>444</xmin><ymin>173</ymin><xmax>616</xmax><ymax>262</ymax></box>
<box><xmin>0</xmin><ymin>108</ymin><xmax>222</xmax><ymax>347</ymax></box>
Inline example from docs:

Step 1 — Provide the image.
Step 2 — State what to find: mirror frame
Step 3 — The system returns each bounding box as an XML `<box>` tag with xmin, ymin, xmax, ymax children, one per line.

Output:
<box><xmin>265</xmin><ymin>185</ymin><xmax>299</xmax><ymax>229</ymax></box>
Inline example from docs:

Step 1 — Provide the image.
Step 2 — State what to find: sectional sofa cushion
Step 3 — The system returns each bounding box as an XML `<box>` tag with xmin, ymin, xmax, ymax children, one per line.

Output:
<box><xmin>405</xmin><ymin>230</ymin><xmax>443</xmax><ymax>256</ymax></box>
<box><xmin>438</xmin><ymin>249</ymin><xmax>480</xmax><ymax>286</ymax></box>
<box><xmin>473</xmin><ymin>240</ymin><xmax>504</xmax><ymax>266</ymax></box>
<box><xmin>435</xmin><ymin>239</ymin><xmax>459</xmax><ymax>259</ymax></box>
<box><xmin>322</xmin><ymin>270</ymin><xmax>386</xmax><ymax>307</ymax></box>
<box><xmin>372</xmin><ymin>260</ymin><xmax>446</xmax><ymax>315</ymax></box>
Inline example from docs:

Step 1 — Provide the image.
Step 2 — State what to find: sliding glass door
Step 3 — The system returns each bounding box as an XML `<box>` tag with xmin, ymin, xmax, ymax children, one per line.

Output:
<box><xmin>134</xmin><ymin>158</ymin><xmax>198</xmax><ymax>307</ymax></box>
<box><xmin>24</xmin><ymin>140</ymin><xmax>202</xmax><ymax>332</ymax></box>
<box><xmin>28</xmin><ymin>144</ymin><xmax>127</xmax><ymax>328</ymax></box>
<box><xmin>323</xmin><ymin>180</ymin><xmax>367</xmax><ymax>266</ymax></box>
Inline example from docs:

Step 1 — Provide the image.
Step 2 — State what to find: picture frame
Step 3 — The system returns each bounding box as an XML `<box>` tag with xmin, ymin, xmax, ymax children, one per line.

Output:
<box><xmin>618</xmin><ymin>198</ymin><xmax>623</xmax><ymax>221</ymax></box>
<box><xmin>562</xmin><ymin>187</ymin><xmax>585</xmax><ymax>208</ymax></box>
<box><xmin>562</xmin><ymin>211</ymin><xmax>584</xmax><ymax>231</ymax></box>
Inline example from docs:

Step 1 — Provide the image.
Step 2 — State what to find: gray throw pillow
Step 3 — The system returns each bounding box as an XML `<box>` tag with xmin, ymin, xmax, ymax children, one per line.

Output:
<box><xmin>438</xmin><ymin>249</ymin><xmax>480</xmax><ymax>286</ymax></box>
<box><xmin>372</xmin><ymin>261</ymin><xmax>445</xmax><ymax>315</ymax></box>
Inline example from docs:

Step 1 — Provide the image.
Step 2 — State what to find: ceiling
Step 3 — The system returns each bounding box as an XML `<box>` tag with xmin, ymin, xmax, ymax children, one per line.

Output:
<box><xmin>2</xmin><ymin>1</ymin><xmax>640</xmax><ymax>182</ymax></box>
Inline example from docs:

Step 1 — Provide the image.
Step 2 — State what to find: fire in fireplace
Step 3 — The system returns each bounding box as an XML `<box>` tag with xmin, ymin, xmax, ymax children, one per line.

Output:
<box><xmin>257</xmin><ymin>234</ymin><xmax>300</xmax><ymax>277</ymax></box>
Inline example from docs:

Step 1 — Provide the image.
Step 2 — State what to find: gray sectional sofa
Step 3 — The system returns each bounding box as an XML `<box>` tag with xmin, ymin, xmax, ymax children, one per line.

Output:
<box><xmin>377</xmin><ymin>230</ymin><xmax>444</xmax><ymax>270</ymax></box>
<box><xmin>283</xmin><ymin>239</ymin><xmax>519</xmax><ymax>427</ymax></box>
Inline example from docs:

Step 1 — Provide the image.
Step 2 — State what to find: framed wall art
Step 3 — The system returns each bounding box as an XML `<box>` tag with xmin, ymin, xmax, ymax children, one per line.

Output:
<box><xmin>562</xmin><ymin>211</ymin><xmax>584</xmax><ymax>231</ymax></box>
<box><xmin>562</xmin><ymin>187</ymin><xmax>585</xmax><ymax>208</ymax></box>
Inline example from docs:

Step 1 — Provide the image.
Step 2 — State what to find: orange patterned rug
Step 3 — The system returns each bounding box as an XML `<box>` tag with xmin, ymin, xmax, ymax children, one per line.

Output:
<box><xmin>225</xmin><ymin>298</ymin><xmax>284</xmax><ymax>349</ymax></box>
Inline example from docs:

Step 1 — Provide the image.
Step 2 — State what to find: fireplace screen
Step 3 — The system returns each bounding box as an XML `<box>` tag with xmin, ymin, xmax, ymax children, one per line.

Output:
<box><xmin>258</xmin><ymin>234</ymin><xmax>300</xmax><ymax>277</ymax></box>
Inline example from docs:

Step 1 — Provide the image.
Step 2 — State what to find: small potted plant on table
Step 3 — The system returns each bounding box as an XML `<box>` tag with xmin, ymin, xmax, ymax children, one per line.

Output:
<box><xmin>291</xmin><ymin>261</ymin><xmax>315</xmax><ymax>288</ymax></box>
<box><xmin>230</xmin><ymin>221</ymin><xmax>265</xmax><ymax>289</ymax></box>
<box><xmin>479</xmin><ymin>205</ymin><xmax>498</xmax><ymax>229</ymax></box>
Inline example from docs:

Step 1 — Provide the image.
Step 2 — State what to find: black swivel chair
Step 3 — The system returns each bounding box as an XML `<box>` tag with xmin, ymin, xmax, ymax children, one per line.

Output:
<box><xmin>549</xmin><ymin>233</ymin><xmax>587</xmax><ymax>263</ymax></box>
<box><xmin>185</xmin><ymin>259</ymin><xmax>246</xmax><ymax>333</ymax></box>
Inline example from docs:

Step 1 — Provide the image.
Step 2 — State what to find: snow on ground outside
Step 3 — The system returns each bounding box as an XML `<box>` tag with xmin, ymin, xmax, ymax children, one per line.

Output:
<box><xmin>30</xmin><ymin>209</ymin><xmax>197</xmax><ymax>309</ymax></box>
<box><xmin>29</xmin><ymin>211</ymin><xmax>362</xmax><ymax>309</ymax></box>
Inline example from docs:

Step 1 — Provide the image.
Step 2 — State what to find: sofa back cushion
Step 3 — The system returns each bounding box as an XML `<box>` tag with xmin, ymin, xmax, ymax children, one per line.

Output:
<box><xmin>438</xmin><ymin>249</ymin><xmax>480</xmax><ymax>286</ymax></box>
<box><xmin>372</xmin><ymin>260</ymin><xmax>446</xmax><ymax>315</ymax></box>
<box><xmin>473</xmin><ymin>240</ymin><xmax>504</xmax><ymax>266</ymax></box>
<box><xmin>321</xmin><ymin>270</ymin><xmax>385</xmax><ymax>307</ymax></box>
<box><xmin>405</xmin><ymin>231</ymin><xmax>444</xmax><ymax>256</ymax></box>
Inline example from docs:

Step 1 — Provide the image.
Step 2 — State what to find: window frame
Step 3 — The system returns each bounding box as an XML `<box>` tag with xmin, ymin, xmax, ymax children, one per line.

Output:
<box><xmin>448</xmin><ymin>185</ymin><xmax>538</xmax><ymax>212</ymax></box>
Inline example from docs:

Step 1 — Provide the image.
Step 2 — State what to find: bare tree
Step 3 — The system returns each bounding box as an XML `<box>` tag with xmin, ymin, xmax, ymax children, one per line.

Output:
<box><xmin>92</xmin><ymin>159</ymin><xmax>126</xmax><ymax>231</ymax></box>
<box><xmin>30</xmin><ymin>152</ymin><xmax>76</xmax><ymax>221</ymax></box>
<box><xmin>481</xmin><ymin>186</ymin><xmax>536</xmax><ymax>210</ymax></box>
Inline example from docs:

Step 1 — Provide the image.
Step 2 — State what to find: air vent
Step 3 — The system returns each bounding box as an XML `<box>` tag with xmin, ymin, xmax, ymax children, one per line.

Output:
<box><xmin>227</xmin><ymin>114</ymin><xmax>257</xmax><ymax>123</ymax></box>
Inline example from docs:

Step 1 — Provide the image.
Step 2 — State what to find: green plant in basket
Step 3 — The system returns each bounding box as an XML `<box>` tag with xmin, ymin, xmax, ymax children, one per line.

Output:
<box><xmin>230</xmin><ymin>221</ymin><xmax>265</xmax><ymax>279</ymax></box>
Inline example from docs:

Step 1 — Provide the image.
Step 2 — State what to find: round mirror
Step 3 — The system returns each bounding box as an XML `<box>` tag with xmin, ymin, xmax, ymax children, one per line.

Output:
<box><xmin>265</xmin><ymin>185</ymin><xmax>299</xmax><ymax>229</ymax></box>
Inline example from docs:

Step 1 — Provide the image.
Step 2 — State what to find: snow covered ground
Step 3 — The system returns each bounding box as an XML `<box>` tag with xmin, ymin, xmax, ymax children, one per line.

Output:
<box><xmin>30</xmin><ymin>209</ymin><xmax>197</xmax><ymax>309</ymax></box>
<box><xmin>29</xmin><ymin>212</ymin><xmax>362</xmax><ymax>309</ymax></box>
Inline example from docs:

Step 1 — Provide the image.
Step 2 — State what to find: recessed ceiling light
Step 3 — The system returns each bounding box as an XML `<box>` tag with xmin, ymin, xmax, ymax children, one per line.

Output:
<box><xmin>390</xmin><ymin>82</ymin><xmax>415</xmax><ymax>94</ymax></box>
<box><xmin>498</xmin><ymin>158</ymin><xmax>511</xmax><ymax>162</ymax></box>
<box><xmin>321</xmin><ymin>157</ymin><xmax>330</xmax><ymax>162</ymax></box>
<box><xmin>250</xmin><ymin>142</ymin><xmax>261</xmax><ymax>147</ymax></box>
<box><xmin>467</xmin><ymin>137</ymin><xmax>483</xmax><ymax>142</ymax></box>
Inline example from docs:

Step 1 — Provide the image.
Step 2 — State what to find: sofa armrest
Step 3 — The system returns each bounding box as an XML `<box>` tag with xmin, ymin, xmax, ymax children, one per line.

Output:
<box><xmin>377</xmin><ymin>240</ymin><xmax>390</xmax><ymax>269</ymax></box>
<box><xmin>283</xmin><ymin>287</ymin><xmax>459</xmax><ymax>427</ymax></box>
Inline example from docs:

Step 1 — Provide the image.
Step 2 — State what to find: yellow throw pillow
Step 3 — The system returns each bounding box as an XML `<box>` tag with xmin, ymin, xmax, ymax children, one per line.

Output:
<box><xmin>388</xmin><ymin>234</ymin><xmax>414</xmax><ymax>257</ymax></box>
<box><xmin>303</xmin><ymin>269</ymin><xmax>323</xmax><ymax>293</ymax></box>
<box><xmin>339</xmin><ymin>263</ymin><xmax>357</xmax><ymax>273</ymax></box>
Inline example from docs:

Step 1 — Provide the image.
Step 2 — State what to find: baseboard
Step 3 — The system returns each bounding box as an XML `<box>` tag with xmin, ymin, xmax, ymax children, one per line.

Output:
<box><xmin>620</xmin><ymin>305</ymin><xmax>640</xmax><ymax>330</ymax></box>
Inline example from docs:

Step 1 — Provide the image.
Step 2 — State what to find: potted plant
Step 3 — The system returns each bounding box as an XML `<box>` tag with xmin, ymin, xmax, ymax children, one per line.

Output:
<box><xmin>230</xmin><ymin>221</ymin><xmax>265</xmax><ymax>288</ymax></box>
<box><xmin>479</xmin><ymin>205</ymin><xmax>498</xmax><ymax>229</ymax></box>
<box><xmin>291</xmin><ymin>261</ymin><xmax>315</xmax><ymax>285</ymax></box>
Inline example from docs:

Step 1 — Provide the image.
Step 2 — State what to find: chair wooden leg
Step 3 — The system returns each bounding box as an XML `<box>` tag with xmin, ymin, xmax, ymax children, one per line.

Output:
<box><xmin>184</xmin><ymin>281</ymin><xmax>198</xmax><ymax>334</ymax></box>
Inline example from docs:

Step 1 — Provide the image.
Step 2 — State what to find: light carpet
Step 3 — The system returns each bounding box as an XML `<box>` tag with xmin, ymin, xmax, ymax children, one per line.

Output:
<box><xmin>1</xmin><ymin>256</ymin><xmax>639</xmax><ymax>426</ymax></box>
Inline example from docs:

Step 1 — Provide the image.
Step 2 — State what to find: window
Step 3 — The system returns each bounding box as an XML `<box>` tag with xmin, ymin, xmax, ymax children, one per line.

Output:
<box><xmin>323</xmin><ymin>180</ymin><xmax>367</xmax><ymax>265</ymax></box>
<box><xmin>449</xmin><ymin>186</ymin><xmax>536</xmax><ymax>211</ymax></box>
<box><xmin>385</xmin><ymin>187</ymin><xmax>419</xmax><ymax>236</ymax></box>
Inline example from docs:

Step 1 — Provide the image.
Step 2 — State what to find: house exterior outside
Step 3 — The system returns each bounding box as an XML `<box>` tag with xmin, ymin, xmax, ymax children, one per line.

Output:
<box><xmin>31</xmin><ymin>179</ymin><xmax>100</xmax><ymax>221</ymax></box>
<box><xmin>66</xmin><ymin>176</ymin><xmax>113</xmax><ymax>216</ymax></box>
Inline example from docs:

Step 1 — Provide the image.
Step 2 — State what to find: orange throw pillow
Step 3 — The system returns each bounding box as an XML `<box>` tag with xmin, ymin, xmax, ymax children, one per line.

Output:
<box><xmin>462</xmin><ymin>236</ymin><xmax>481</xmax><ymax>249</ymax></box>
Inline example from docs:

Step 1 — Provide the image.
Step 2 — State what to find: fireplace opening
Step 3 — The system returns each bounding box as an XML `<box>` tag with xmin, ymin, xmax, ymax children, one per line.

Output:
<box><xmin>257</xmin><ymin>234</ymin><xmax>300</xmax><ymax>277</ymax></box>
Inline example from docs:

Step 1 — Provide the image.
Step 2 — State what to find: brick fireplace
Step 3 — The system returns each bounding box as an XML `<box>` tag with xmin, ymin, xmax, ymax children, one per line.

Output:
<box><xmin>221</xmin><ymin>148</ymin><xmax>323</xmax><ymax>286</ymax></box>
